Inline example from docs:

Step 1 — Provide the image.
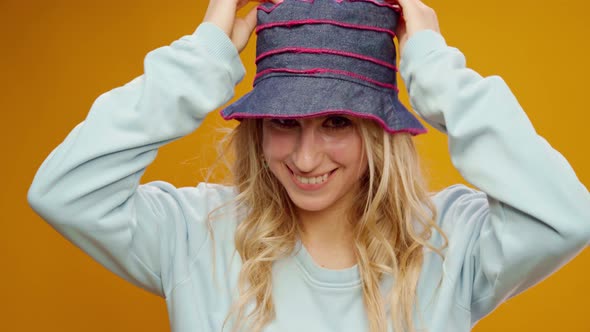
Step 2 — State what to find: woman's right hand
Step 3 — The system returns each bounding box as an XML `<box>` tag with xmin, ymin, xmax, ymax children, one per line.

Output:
<box><xmin>204</xmin><ymin>0</ymin><xmax>283</xmax><ymax>53</ymax></box>
<box><xmin>393</xmin><ymin>0</ymin><xmax>440</xmax><ymax>57</ymax></box>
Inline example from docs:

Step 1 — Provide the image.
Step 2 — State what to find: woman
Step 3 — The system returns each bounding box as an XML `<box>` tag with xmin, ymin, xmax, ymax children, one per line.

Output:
<box><xmin>27</xmin><ymin>0</ymin><xmax>590</xmax><ymax>331</ymax></box>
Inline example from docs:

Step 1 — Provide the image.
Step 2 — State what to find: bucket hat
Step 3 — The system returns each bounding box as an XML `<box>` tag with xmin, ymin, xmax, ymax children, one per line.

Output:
<box><xmin>220</xmin><ymin>0</ymin><xmax>426</xmax><ymax>135</ymax></box>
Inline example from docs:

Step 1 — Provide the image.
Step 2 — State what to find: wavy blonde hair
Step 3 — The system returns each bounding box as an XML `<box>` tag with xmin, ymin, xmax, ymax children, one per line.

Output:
<box><xmin>214</xmin><ymin>118</ymin><xmax>448</xmax><ymax>332</ymax></box>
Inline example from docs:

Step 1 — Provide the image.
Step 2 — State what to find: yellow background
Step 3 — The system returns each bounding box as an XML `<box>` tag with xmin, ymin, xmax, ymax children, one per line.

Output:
<box><xmin>2</xmin><ymin>0</ymin><xmax>589</xmax><ymax>331</ymax></box>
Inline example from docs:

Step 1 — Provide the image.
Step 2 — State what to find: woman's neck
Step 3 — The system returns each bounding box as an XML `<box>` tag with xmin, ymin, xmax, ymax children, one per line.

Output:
<box><xmin>297</xmin><ymin>204</ymin><xmax>357</xmax><ymax>269</ymax></box>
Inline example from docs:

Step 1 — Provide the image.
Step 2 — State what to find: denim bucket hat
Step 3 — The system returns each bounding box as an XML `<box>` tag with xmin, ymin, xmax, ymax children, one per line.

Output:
<box><xmin>220</xmin><ymin>0</ymin><xmax>426</xmax><ymax>135</ymax></box>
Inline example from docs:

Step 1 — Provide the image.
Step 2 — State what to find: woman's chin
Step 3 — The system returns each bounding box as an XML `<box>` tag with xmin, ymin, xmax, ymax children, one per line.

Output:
<box><xmin>288</xmin><ymin>194</ymin><xmax>337</xmax><ymax>213</ymax></box>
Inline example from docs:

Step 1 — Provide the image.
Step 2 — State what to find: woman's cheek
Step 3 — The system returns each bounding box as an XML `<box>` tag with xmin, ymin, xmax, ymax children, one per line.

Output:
<box><xmin>263</xmin><ymin>130</ymin><xmax>295</xmax><ymax>159</ymax></box>
<box><xmin>322</xmin><ymin>132</ymin><xmax>362</xmax><ymax>162</ymax></box>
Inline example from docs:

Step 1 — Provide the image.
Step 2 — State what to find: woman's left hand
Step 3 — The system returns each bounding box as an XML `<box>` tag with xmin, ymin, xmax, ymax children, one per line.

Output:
<box><xmin>393</xmin><ymin>0</ymin><xmax>441</xmax><ymax>56</ymax></box>
<box><xmin>204</xmin><ymin>0</ymin><xmax>282</xmax><ymax>53</ymax></box>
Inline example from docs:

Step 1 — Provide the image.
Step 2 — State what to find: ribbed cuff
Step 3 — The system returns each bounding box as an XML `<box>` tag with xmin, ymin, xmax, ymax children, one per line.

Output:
<box><xmin>400</xmin><ymin>29</ymin><xmax>447</xmax><ymax>73</ymax></box>
<box><xmin>192</xmin><ymin>22</ymin><xmax>246</xmax><ymax>84</ymax></box>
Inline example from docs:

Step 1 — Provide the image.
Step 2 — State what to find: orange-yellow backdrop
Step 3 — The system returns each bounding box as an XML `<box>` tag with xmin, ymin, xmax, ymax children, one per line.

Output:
<box><xmin>2</xmin><ymin>0</ymin><xmax>589</xmax><ymax>331</ymax></box>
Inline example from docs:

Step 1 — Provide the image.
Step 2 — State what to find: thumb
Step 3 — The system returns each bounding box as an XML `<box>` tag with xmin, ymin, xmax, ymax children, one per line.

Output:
<box><xmin>395</xmin><ymin>14</ymin><xmax>408</xmax><ymax>56</ymax></box>
<box><xmin>231</xmin><ymin>5</ymin><xmax>259</xmax><ymax>53</ymax></box>
<box><xmin>243</xmin><ymin>4</ymin><xmax>259</xmax><ymax>32</ymax></box>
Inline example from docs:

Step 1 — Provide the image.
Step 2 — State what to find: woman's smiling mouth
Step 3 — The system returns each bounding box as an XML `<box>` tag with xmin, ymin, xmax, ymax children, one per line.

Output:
<box><xmin>286</xmin><ymin>165</ymin><xmax>337</xmax><ymax>189</ymax></box>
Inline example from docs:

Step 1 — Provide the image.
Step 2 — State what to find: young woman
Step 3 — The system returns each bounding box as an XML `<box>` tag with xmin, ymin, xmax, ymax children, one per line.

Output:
<box><xmin>27</xmin><ymin>0</ymin><xmax>589</xmax><ymax>331</ymax></box>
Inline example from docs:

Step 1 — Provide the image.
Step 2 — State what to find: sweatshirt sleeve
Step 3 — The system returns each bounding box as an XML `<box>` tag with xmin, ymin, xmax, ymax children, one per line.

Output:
<box><xmin>400</xmin><ymin>30</ymin><xmax>590</xmax><ymax>323</ymax></box>
<box><xmin>26</xmin><ymin>23</ymin><xmax>244</xmax><ymax>298</ymax></box>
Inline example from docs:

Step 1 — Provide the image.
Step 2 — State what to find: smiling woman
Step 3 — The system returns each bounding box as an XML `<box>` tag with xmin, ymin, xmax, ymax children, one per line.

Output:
<box><xmin>262</xmin><ymin>115</ymin><xmax>367</xmax><ymax>211</ymax></box>
<box><xmin>25</xmin><ymin>0</ymin><xmax>589</xmax><ymax>332</ymax></box>
<box><xmin>227</xmin><ymin>114</ymin><xmax>440</xmax><ymax>331</ymax></box>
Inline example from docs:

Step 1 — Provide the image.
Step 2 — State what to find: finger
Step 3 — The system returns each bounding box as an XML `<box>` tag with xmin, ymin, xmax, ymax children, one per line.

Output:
<box><xmin>231</xmin><ymin>5</ymin><xmax>259</xmax><ymax>52</ymax></box>
<box><xmin>242</xmin><ymin>4</ymin><xmax>259</xmax><ymax>32</ymax></box>
<box><xmin>384</xmin><ymin>0</ymin><xmax>401</xmax><ymax>10</ymax></box>
<box><xmin>395</xmin><ymin>17</ymin><xmax>407</xmax><ymax>51</ymax></box>
<box><xmin>398</xmin><ymin>0</ymin><xmax>431</xmax><ymax>11</ymax></box>
<box><xmin>393</xmin><ymin>0</ymin><xmax>408</xmax><ymax>7</ymax></box>
<box><xmin>395</xmin><ymin>0</ymin><xmax>427</xmax><ymax>13</ymax></box>
<box><xmin>395</xmin><ymin>14</ymin><xmax>406</xmax><ymax>36</ymax></box>
<box><xmin>395</xmin><ymin>0</ymin><xmax>421</xmax><ymax>6</ymax></box>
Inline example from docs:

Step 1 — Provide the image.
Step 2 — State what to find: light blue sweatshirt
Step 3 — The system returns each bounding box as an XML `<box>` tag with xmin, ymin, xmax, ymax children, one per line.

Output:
<box><xmin>27</xmin><ymin>22</ymin><xmax>590</xmax><ymax>332</ymax></box>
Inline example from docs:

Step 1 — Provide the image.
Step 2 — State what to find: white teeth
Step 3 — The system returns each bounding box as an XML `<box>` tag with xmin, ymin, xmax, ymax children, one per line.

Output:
<box><xmin>295</xmin><ymin>172</ymin><xmax>331</xmax><ymax>185</ymax></box>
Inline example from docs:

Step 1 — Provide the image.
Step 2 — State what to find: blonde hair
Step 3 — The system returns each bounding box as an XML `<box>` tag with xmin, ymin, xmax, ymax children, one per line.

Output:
<box><xmin>215</xmin><ymin>118</ymin><xmax>448</xmax><ymax>332</ymax></box>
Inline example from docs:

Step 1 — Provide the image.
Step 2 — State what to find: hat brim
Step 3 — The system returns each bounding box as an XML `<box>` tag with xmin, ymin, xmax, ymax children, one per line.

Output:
<box><xmin>220</xmin><ymin>75</ymin><xmax>426</xmax><ymax>135</ymax></box>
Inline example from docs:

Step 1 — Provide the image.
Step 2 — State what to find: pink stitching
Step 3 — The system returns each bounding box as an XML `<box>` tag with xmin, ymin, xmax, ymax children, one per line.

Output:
<box><xmin>256</xmin><ymin>19</ymin><xmax>395</xmax><ymax>37</ymax></box>
<box><xmin>257</xmin><ymin>0</ymin><xmax>401</xmax><ymax>13</ymax></box>
<box><xmin>345</xmin><ymin>0</ymin><xmax>401</xmax><ymax>11</ymax></box>
<box><xmin>255</xmin><ymin>68</ymin><xmax>398</xmax><ymax>91</ymax></box>
<box><xmin>221</xmin><ymin>110</ymin><xmax>426</xmax><ymax>135</ymax></box>
<box><xmin>257</xmin><ymin>2</ymin><xmax>283</xmax><ymax>13</ymax></box>
<box><xmin>256</xmin><ymin>48</ymin><xmax>396</xmax><ymax>71</ymax></box>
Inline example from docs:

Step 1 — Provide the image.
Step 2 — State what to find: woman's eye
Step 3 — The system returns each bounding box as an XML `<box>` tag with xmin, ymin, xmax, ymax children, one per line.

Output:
<box><xmin>324</xmin><ymin>116</ymin><xmax>352</xmax><ymax>129</ymax></box>
<box><xmin>270</xmin><ymin>118</ymin><xmax>299</xmax><ymax>129</ymax></box>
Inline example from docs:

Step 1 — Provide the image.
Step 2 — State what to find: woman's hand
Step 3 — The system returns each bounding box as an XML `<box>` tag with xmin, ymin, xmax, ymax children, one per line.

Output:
<box><xmin>204</xmin><ymin>0</ymin><xmax>282</xmax><ymax>53</ymax></box>
<box><xmin>393</xmin><ymin>0</ymin><xmax>441</xmax><ymax>56</ymax></box>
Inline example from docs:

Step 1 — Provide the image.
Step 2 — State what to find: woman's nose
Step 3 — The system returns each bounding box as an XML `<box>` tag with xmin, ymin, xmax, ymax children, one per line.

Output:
<box><xmin>291</xmin><ymin>127</ymin><xmax>322</xmax><ymax>173</ymax></box>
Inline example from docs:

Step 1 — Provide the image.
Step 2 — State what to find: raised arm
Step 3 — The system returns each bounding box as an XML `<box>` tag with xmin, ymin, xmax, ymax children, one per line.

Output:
<box><xmin>26</xmin><ymin>22</ymin><xmax>245</xmax><ymax>297</ymax></box>
<box><xmin>396</xmin><ymin>0</ymin><xmax>590</xmax><ymax>324</ymax></box>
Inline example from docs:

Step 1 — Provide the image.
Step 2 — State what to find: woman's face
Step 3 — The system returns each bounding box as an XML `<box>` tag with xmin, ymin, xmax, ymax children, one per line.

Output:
<box><xmin>261</xmin><ymin>115</ymin><xmax>368</xmax><ymax>213</ymax></box>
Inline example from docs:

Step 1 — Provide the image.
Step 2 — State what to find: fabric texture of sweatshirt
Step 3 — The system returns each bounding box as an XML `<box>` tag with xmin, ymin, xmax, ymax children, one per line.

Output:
<box><xmin>27</xmin><ymin>22</ymin><xmax>590</xmax><ymax>332</ymax></box>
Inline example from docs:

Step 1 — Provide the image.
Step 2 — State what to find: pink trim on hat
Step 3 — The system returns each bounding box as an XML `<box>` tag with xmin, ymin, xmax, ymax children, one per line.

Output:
<box><xmin>257</xmin><ymin>0</ymin><xmax>401</xmax><ymax>13</ymax></box>
<box><xmin>221</xmin><ymin>110</ymin><xmax>427</xmax><ymax>135</ymax></box>
<box><xmin>255</xmin><ymin>68</ymin><xmax>399</xmax><ymax>91</ymax></box>
<box><xmin>256</xmin><ymin>47</ymin><xmax>397</xmax><ymax>71</ymax></box>
<box><xmin>258</xmin><ymin>1</ymin><xmax>283</xmax><ymax>13</ymax></box>
<box><xmin>256</xmin><ymin>19</ymin><xmax>396</xmax><ymax>38</ymax></box>
<box><xmin>342</xmin><ymin>0</ymin><xmax>401</xmax><ymax>11</ymax></box>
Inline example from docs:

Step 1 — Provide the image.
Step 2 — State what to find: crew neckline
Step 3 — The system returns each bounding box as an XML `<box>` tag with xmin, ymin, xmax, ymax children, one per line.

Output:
<box><xmin>293</xmin><ymin>240</ymin><xmax>361</xmax><ymax>288</ymax></box>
